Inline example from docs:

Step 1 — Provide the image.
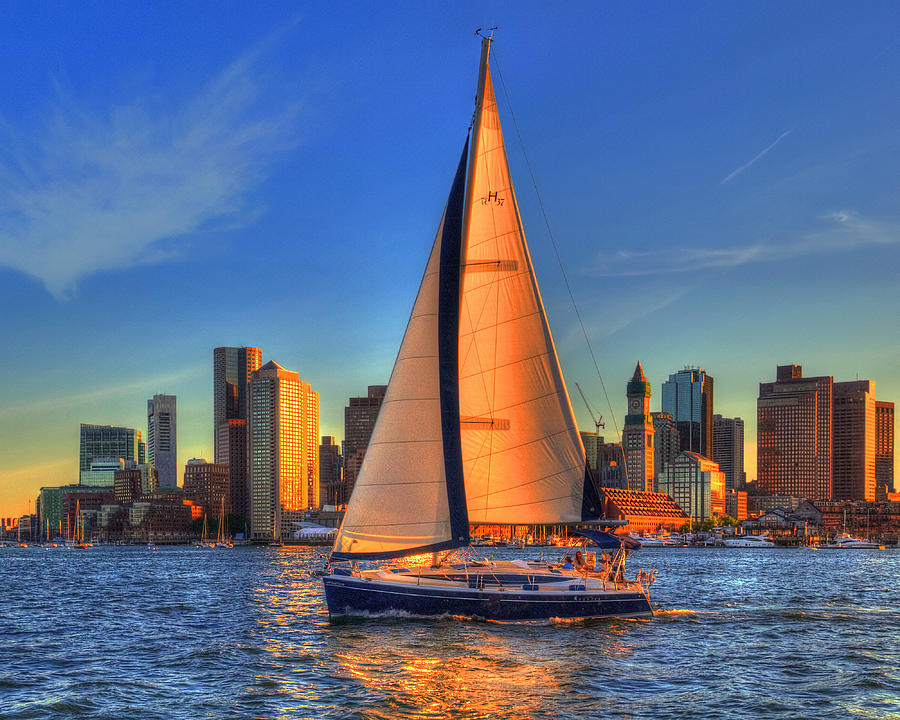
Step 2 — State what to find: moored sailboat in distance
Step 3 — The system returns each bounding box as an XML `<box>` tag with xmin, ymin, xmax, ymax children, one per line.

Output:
<box><xmin>322</xmin><ymin>37</ymin><xmax>655</xmax><ymax>621</ymax></box>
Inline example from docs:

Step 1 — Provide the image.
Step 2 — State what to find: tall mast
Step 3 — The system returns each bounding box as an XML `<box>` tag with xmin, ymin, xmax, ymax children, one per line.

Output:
<box><xmin>461</xmin><ymin>36</ymin><xmax>491</xmax><ymax>267</ymax></box>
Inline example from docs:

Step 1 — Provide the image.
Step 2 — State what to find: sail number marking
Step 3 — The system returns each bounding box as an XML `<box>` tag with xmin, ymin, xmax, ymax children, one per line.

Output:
<box><xmin>481</xmin><ymin>191</ymin><xmax>505</xmax><ymax>206</ymax></box>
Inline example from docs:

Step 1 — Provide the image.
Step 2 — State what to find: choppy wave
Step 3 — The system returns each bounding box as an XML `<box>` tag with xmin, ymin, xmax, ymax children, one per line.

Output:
<box><xmin>1</xmin><ymin>545</ymin><xmax>898</xmax><ymax>720</ymax></box>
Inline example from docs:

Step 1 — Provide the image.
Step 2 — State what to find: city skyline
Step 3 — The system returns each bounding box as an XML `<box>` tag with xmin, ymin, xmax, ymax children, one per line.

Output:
<box><xmin>2</xmin><ymin>3</ymin><xmax>900</xmax><ymax>515</ymax></box>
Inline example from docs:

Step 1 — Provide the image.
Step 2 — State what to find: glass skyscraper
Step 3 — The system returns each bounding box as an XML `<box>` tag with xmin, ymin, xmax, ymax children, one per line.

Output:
<box><xmin>661</xmin><ymin>367</ymin><xmax>714</xmax><ymax>459</ymax></box>
<box><xmin>79</xmin><ymin>424</ymin><xmax>141</xmax><ymax>472</ymax></box>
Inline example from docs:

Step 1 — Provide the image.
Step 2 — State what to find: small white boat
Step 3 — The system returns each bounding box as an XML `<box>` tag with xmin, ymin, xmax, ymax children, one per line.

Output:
<box><xmin>724</xmin><ymin>535</ymin><xmax>775</xmax><ymax>548</ymax></box>
<box><xmin>814</xmin><ymin>534</ymin><xmax>885</xmax><ymax>550</ymax></box>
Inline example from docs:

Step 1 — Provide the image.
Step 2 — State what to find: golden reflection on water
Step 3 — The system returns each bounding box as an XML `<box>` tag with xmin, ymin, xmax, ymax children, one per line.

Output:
<box><xmin>247</xmin><ymin>547</ymin><xmax>648</xmax><ymax>719</ymax></box>
<box><xmin>333</xmin><ymin>636</ymin><xmax>564</xmax><ymax>720</ymax></box>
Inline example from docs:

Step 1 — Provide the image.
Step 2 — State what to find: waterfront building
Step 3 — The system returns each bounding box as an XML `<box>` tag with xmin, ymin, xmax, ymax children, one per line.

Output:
<box><xmin>183</xmin><ymin>459</ymin><xmax>230</xmax><ymax>516</ymax></box>
<box><xmin>875</xmin><ymin>401</ymin><xmax>895</xmax><ymax>498</ymax></box>
<box><xmin>213</xmin><ymin>347</ymin><xmax>261</xmax><ymax>518</ymax></box>
<box><xmin>599</xmin><ymin>488</ymin><xmax>688</xmax><ymax>534</ymax></box>
<box><xmin>725</xmin><ymin>489</ymin><xmax>748</xmax><ymax>521</ymax></box>
<box><xmin>113</xmin><ymin>467</ymin><xmax>144</xmax><ymax>504</ymax></box>
<box><xmin>650</xmin><ymin>412</ymin><xmax>679</xmax><ymax>485</ymax></box>
<box><xmin>713</xmin><ymin>415</ymin><xmax>745</xmax><ymax>492</ymax></box>
<box><xmin>657</xmin><ymin>451</ymin><xmax>726</xmax><ymax>522</ymax></box>
<box><xmin>147</xmin><ymin>394</ymin><xmax>177</xmax><ymax>488</ymax></box>
<box><xmin>622</xmin><ymin>362</ymin><xmax>655</xmax><ymax>492</ymax></box>
<box><xmin>249</xmin><ymin>361</ymin><xmax>319</xmax><ymax>541</ymax></box>
<box><xmin>319</xmin><ymin>436</ymin><xmax>343</xmax><ymax>507</ymax></box>
<box><xmin>661</xmin><ymin>367</ymin><xmax>714</xmax><ymax>458</ymax></box>
<box><xmin>757</xmin><ymin>365</ymin><xmax>833</xmax><ymax>500</ymax></box>
<box><xmin>80</xmin><ymin>457</ymin><xmax>130</xmax><ymax>487</ymax></box>
<box><xmin>343</xmin><ymin>385</ymin><xmax>387</xmax><ymax>499</ymax></box>
<box><xmin>218</xmin><ymin>419</ymin><xmax>249</xmax><ymax>518</ymax></box>
<box><xmin>833</xmin><ymin>380</ymin><xmax>876</xmax><ymax>501</ymax></box>
<box><xmin>79</xmin><ymin>424</ymin><xmax>141</xmax><ymax>471</ymax></box>
<box><xmin>62</xmin><ymin>489</ymin><xmax>116</xmax><ymax>537</ymax></box>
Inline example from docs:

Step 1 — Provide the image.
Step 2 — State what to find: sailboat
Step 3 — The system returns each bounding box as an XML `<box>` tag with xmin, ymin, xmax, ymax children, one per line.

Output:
<box><xmin>215</xmin><ymin>497</ymin><xmax>233</xmax><ymax>548</ymax></box>
<box><xmin>322</xmin><ymin>38</ymin><xmax>655</xmax><ymax>621</ymax></box>
<box><xmin>74</xmin><ymin>499</ymin><xmax>90</xmax><ymax>549</ymax></box>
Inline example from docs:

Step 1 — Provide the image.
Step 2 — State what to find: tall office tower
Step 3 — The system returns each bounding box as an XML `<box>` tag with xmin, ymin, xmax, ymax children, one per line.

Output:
<box><xmin>319</xmin><ymin>436</ymin><xmax>343</xmax><ymax>506</ymax></box>
<box><xmin>147</xmin><ymin>394</ymin><xmax>177</xmax><ymax>488</ymax></box>
<box><xmin>622</xmin><ymin>362</ymin><xmax>655</xmax><ymax>492</ymax></box>
<box><xmin>79</xmin><ymin>424</ymin><xmax>141</xmax><ymax>471</ymax></box>
<box><xmin>713</xmin><ymin>415</ymin><xmax>745</xmax><ymax>492</ymax></box>
<box><xmin>249</xmin><ymin>361</ymin><xmax>319</xmax><ymax>540</ymax></box>
<box><xmin>833</xmin><ymin>381</ymin><xmax>876</xmax><ymax>501</ymax></box>
<box><xmin>213</xmin><ymin>346</ymin><xmax>262</xmax><ymax>458</ymax></box>
<box><xmin>661</xmin><ymin>367</ymin><xmax>714</xmax><ymax>458</ymax></box>
<box><xmin>213</xmin><ymin>347</ymin><xmax>262</xmax><ymax>516</ymax></box>
<box><xmin>650</xmin><ymin>412</ymin><xmax>679</xmax><ymax>485</ymax></box>
<box><xmin>343</xmin><ymin>385</ymin><xmax>387</xmax><ymax>499</ymax></box>
<box><xmin>875</xmin><ymin>401</ymin><xmax>895</xmax><ymax>497</ymax></box>
<box><xmin>757</xmin><ymin>365</ymin><xmax>833</xmax><ymax>500</ymax></box>
<box><xmin>218</xmin><ymin>419</ymin><xmax>249</xmax><ymax>518</ymax></box>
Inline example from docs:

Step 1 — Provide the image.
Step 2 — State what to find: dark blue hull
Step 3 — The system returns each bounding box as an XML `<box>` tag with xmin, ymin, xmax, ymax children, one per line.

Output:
<box><xmin>323</xmin><ymin>575</ymin><xmax>653</xmax><ymax>621</ymax></box>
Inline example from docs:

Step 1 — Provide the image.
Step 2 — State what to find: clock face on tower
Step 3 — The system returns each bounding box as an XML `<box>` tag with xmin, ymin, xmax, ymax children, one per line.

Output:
<box><xmin>630</xmin><ymin>399</ymin><xmax>641</xmax><ymax>412</ymax></box>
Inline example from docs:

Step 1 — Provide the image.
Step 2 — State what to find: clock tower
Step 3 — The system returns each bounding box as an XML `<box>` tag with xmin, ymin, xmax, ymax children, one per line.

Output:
<box><xmin>623</xmin><ymin>361</ymin><xmax>655</xmax><ymax>492</ymax></box>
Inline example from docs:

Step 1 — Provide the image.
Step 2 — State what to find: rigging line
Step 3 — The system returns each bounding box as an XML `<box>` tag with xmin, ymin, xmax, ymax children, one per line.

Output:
<box><xmin>490</xmin><ymin>51</ymin><xmax>622</xmax><ymax>447</ymax></box>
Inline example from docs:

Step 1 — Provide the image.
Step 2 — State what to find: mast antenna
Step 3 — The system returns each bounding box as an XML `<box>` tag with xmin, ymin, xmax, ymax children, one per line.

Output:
<box><xmin>475</xmin><ymin>26</ymin><xmax>499</xmax><ymax>40</ymax></box>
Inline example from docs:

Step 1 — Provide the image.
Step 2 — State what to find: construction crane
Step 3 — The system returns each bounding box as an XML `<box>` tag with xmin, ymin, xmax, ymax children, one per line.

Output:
<box><xmin>575</xmin><ymin>383</ymin><xmax>605</xmax><ymax>433</ymax></box>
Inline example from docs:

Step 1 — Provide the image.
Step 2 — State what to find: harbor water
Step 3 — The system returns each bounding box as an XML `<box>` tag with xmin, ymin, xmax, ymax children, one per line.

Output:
<box><xmin>1</xmin><ymin>545</ymin><xmax>898</xmax><ymax>719</ymax></box>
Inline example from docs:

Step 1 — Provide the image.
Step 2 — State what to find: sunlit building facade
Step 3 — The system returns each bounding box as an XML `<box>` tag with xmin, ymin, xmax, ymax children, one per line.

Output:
<box><xmin>875</xmin><ymin>401</ymin><xmax>895</xmax><ymax>498</ymax></box>
<box><xmin>623</xmin><ymin>362</ymin><xmax>654</xmax><ymax>492</ymax></box>
<box><xmin>147</xmin><ymin>394</ymin><xmax>177</xmax><ymax>488</ymax></box>
<box><xmin>249</xmin><ymin>361</ymin><xmax>319</xmax><ymax>540</ymax></box>
<box><xmin>661</xmin><ymin>367</ymin><xmax>714</xmax><ymax>458</ymax></box>
<box><xmin>757</xmin><ymin>365</ymin><xmax>833</xmax><ymax>500</ymax></box>
<box><xmin>833</xmin><ymin>380</ymin><xmax>876</xmax><ymax>501</ymax></box>
<box><xmin>657</xmin><ymin>451</ymin><xmax>725</xmax><ymax>522</ymax></box>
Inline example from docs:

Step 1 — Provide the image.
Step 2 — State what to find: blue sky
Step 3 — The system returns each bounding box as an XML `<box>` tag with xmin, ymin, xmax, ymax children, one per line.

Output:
<box><xmin>2</xmin><ymin>2</ymin><xmax>898</xmax><ymax>515</ymax></box>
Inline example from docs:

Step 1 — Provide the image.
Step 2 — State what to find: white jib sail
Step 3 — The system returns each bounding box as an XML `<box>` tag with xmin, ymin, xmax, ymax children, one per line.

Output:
<box><xmin>459</xmin><ymin>56</ymin><xmax>587</xmax><ymax>525</ymax></box>
<box><xmin>332</xmin><ymin>211</ymin><xmax>455</xmax><ymax>558</ymax></box>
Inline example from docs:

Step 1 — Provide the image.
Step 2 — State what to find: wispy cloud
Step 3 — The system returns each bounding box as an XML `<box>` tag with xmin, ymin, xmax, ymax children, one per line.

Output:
<box><xmin>0</xmin><ymin>363</ymin><xmax>205</xmax><ymax>419</ymax></box>
<box><xmin>0</xmin><ymin>29</ymin><xmax>304</xmax><ymax>299</ymax></box>
<box><xmin>721</xmin><ymin>129</ymin><xmax>793</xmax><ymax>185</ymax></box>
<box><xmin>593</xmin><ymin>211</ymin><xmax>899</xmax><ymax>277</ymax></box>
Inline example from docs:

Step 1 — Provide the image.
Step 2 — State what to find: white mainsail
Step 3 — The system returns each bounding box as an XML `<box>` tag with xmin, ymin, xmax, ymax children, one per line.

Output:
<box><xmin>332</xmin><ymin>39</ymin><xmax>593</xmax><ymax>560</ymax></box>
<box><xmin>458</xmin><ymin>45</ymin><xmax>587</xmax><ymax>525</ymax></box>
